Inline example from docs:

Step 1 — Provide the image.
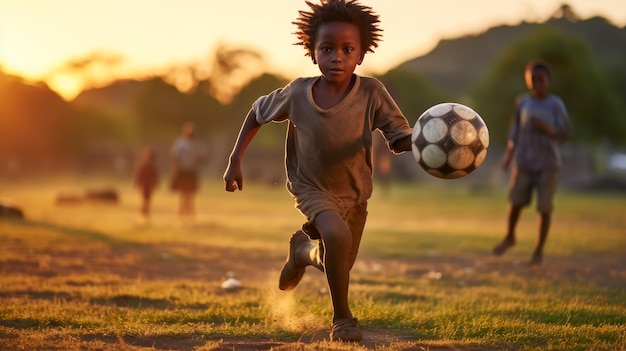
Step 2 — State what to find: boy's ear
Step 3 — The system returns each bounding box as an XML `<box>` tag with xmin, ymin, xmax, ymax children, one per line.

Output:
<box><xmin>357</xmin><ymin>52</ymin><xmax>365</xmax><ymax>65</ymax></box>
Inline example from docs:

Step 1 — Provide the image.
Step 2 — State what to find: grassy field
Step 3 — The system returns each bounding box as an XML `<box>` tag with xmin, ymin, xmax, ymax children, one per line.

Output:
<box><xmin>0</xmin><ymin>177</ymin><xmax>625</xmax><ymax>350</ymax></box>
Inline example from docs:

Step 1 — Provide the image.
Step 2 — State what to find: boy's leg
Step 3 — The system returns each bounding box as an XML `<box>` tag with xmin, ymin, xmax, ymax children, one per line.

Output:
<box><xmin>278</xmin><ymin>230</ymin><xmax>321</xmax><ymax>291</ymax></box>
<box><xmin>505</xmin><ymin>203</ymin><xmax>522</xmax><ymax>242</ymax></box>
<box><xmin>280</xmin><ymin>204</ymin><xmax>366</xmax><ymax>341</ymax></box>
<box><xmin>179</xmin><ymin>192</ymin><xmax>186</xmax><ymax>215</ymax></box>
<box><xmin>146</xmin><ymin>193</ymin><xmax>152</xmax><ymax>216</ymax></box>
<box><xmin>141</xmin><ymin>189</ymin><xmax>150</xmax><ymax>216</ymax></box>
<box><xmin>314</xmin><ymin>210</ymin><xmax>352</xmax><ymax>320</ymax></box>
<box><xmin>314</xmin><ymin>210</ymin><xmax>362</xmax><ymax>342</ymax></box>
<box><xmin>180</xmin><ymin>191</ymin><xmax>194</xmax><ymax>217</ymax></box>
<box><xmin>530</xmin><ymin>212</ymin><xmax>551</xmax><ymax>265</ymax></box>
<box><xmin>282</xmin><ymin>201</ymin><xmax>367</xmax><ymax>291</ymax></box>
<box><xmin>178</xmin><ymin>194</ymin><xmax>187</xmax><ymax>216</ymax></box>
<box><xmin>493</xmin><ymin>203</ymin><xmax>522</xmax><ymax>255</ymax></box>
<box><xmin>345</xmin><ymin>202</ymin><xmax>367</xmax><ymax>269</ymax></box>
<box><xmin>494</xmin><ymin>168</ymin><xmax>530</xmax><ymax>255</ymax></box>
<box><xmin>531</xmin><ymin>170</ymin><xmax>558</xmax><ymax>265</ymax></box>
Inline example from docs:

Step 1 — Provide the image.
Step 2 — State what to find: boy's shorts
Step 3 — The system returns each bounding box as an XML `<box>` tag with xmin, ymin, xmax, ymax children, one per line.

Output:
<box><xmin>170</xmin><ymin>170</ymin><xmax>198</xmax><ymax>193</ymax></box>
<box><xmin>294</xmin><ymin>189</ymin><xmax>367</xmax><ymax>230</ymax></box>
<box><xmin>299</xmin><ymin>198</ymin><xmax>368</xmax><ymax>269</ymax></box>
<box><xmin>301</xmin><ymin>201</ymin><xmax>368</xmax><ymax>241</ymax></box>
<box><xmin>508</xmin><ymin>167</ymin><xmax>559</xmax><ymax>213</ymax></box>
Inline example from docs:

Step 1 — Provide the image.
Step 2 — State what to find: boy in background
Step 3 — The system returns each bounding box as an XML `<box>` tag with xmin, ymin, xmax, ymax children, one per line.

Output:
<box><xmin>493</xmin><ymin>60</ymin><xmax>573</xmax><ymax>266</ymax></box>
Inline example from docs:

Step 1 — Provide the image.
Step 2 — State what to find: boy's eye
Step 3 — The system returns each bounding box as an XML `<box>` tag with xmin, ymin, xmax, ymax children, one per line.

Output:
<box><xmin>318</xmin><ymin>46</ymin><xmax>355</xmax><ymax>54</ymax></box>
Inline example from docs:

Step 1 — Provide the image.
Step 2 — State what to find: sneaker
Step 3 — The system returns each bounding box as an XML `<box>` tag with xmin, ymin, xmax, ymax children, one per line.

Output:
<box><xmin>278</xmin><ymin>231</ymin><xmax>309</xmax><ymax>291</ymax></box>
<box><xmin>330</xmin><ymin>317</ymin><xmax>362</xmax><ymax>342</ymax></box>
<box><xmin>492</xmin><ymin>239</ymin><xmax>515</xmax><ymax>256</ymax></box>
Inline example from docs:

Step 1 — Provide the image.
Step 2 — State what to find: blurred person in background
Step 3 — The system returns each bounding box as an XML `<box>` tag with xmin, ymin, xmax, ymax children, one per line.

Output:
<box><xmin>134</xmin><ymin>146</ymin><xmax>159</xmax><ymax>219</ymax></box>
<box><xmin>493</xmin><ymin>60</ymin><xmax>573</xmax><ymax>266</ymax></box>
<box><xmin>170</xmin><ymin>122</ymin><xmax>204</xmax><ymax>219</ymax></box>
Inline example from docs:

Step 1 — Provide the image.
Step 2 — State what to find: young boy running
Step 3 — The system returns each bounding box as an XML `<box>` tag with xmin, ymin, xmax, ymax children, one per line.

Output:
<box><xmin>493</xmin><ymin>60</ymin><xmax>573</xmax><ymax>266</ymax></box>
<box><xmin>223</xmin><ymin>0</ymin><xmax>413</xmax><ymax>342</ymax></box>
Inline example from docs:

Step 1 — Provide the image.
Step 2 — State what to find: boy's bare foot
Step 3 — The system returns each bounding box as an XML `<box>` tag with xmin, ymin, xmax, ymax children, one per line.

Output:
<box><xmin>492</xmin><ymin>239</ymin><xmax>515</xmax><ymax>256</ymax></box>
<box><xmin>278</xmin><ymin>231</ymin><xmax>309</xmax><ymax>291</ymax></box>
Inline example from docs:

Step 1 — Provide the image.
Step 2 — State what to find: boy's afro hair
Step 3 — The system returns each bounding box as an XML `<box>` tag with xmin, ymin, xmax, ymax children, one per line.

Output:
<box><xmin>292</xmin><ymin>0</ymin><xmax>382</xmax><ymax>57</ymax></box>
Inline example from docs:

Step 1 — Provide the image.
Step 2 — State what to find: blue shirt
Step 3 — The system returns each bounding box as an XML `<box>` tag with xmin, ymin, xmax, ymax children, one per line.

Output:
<box><xmin>509</xmin><ymin>94</ymin><xmax>571</xmax><ymax>172</ymax></box>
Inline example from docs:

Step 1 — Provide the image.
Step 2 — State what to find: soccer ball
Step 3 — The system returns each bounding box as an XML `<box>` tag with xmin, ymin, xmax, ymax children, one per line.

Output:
<box><xmin>411</xmin><ymin>102</ymin><xmax>489</xmax><ymax>179</ymax></box>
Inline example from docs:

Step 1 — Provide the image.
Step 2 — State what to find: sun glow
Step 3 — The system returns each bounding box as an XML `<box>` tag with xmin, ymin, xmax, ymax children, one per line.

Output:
<box><xmin>1</xmin><ymin>0</ymin><xmax>624</xmax><ymax>100</ymax></box>
<box><xmin>45</xmin><ymin>75</ymin><xmax>84</xmax><ymax>100</ymax></box>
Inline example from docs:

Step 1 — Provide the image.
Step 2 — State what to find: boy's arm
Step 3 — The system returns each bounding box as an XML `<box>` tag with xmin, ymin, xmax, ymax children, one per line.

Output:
<box><xmin>501</xmin><ymin>139</ymin><xmax>515</xmax><ymax>171</ymax></box>
<box><xmin>529</xmin><ymin>117</ymin><xmax>573</xmax><ymax>141</ymax></box>
<box><xmin>560</xmin><ymin>122</ymin><xmax>573</xmax><ymax>141</ymax></box>
<box><xmin>224</xmin><ymin>109</ymin><xmax>262</xmax><ymax>192</ymax></box>
<box><xmin>529</xmin><ymin>98</ymin><xmax>573</xmax><ymax>141</ymax></box>
<box><xmin>502</xmin><ymin>98</ymin><xmax>521</xmax><ymax>171</ymax></box>
<box><xmin>529</xmin><ymin>117</ymin><xmax>557</xmax><ymax>138</ymax></box>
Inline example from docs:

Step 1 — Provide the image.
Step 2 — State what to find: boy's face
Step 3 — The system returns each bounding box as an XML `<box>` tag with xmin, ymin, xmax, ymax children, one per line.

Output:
<box><xmin>182</xmin><ymin>122</ymin><xmax>196</xmax><ymax>138</ymax></box>
<box><xmin>525</xmin><ymin>68</ymin><xmax>550</xmax><ymax>98</ymax></box>
<box><xmin>313</xmin><ymin>21</ymin><xmax>365</xmax><ymax>85</ymax></box>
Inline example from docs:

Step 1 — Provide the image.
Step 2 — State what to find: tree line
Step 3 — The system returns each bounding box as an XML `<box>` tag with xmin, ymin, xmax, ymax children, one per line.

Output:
<box><xmin>1</xmin><ymin>8</ymin><xmax>625</xmax><ymax>177</ymax></box>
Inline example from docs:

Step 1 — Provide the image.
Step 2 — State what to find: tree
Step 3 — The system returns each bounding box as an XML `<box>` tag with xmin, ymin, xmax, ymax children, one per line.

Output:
<box><xmin>203</xmin><ymin>43</ymin><xmax>266</xmax><ymax>104</ymax></box>
<box><xmin>470</xmin><ymin>27</ymin><xmax>626</xmax><ymax>146</ymax></box>
<box><xmin>132</xmin><ymin>77</ymin><xmax>187</xmax><ymax>141</ymax></box>
<box><xmin>47</xmin><ymin>51</ymin><xmax>125</xmax><ymax>100</ymax></box>
<box><xmin>0</xmin><ymin>70</ymin><xmax>75</xmax><ymax>173</ymax></box>
<box><xmin>377</xmin><ymin>68</ymin><xmax>454</xmax><ymax>126</ymax></box>
<box><xmin>224</xmin><ymin>73</ymin><xmax>288</xmax><ymax>145</ymax></box>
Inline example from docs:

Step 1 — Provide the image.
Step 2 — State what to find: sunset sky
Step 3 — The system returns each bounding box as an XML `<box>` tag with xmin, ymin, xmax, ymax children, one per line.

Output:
<box><xmin>1</xmin><ymin>0</ymin><xmax>625</xmax><ymax>100</ymax></box>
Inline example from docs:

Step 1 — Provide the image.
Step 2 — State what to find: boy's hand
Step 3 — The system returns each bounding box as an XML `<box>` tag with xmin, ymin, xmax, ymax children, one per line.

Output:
<box><xmin>529</xmin><ymin>117</ymin><xmax>556</xmax><ymax>137</ymax></box>
<box><xmin>391</xmin><ymin>135</ymin><xmax>414</xmax><ymax>153</ymax></box>
<box><xmin>501</xmin><ymin>152</ymin><xmax>512</xmax><ymax>171</ymax></box>
<box><xmin>223</xmin><ymin>160</ymin><xmax>243</xmax><ymax>192</ymax></box>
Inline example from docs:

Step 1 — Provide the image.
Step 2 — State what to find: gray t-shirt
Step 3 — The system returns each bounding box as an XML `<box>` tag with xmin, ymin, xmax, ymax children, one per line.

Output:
<box><xmin>170</xmin><ymin>137</ymin><xmax>201</xmax><ymax>171</ymax></box>
<box><xmin>253</xmin><ymin>75</ymin><xmax>412</xmax><ymax>219</ymax></box>
<box><xmin>509</xmin><ymin>93</ymin><xmax>571</xmax><ymax>172</ymax></box>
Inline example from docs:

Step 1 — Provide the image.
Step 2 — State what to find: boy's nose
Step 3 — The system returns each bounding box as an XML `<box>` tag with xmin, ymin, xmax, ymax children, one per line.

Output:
<box><xmin>331</xmin><ymin>53</ymin><xmax>342</xmax><ymax>62</ymax></box>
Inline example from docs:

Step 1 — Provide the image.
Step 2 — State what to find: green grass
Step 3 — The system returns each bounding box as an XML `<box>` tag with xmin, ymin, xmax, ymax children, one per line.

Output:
<box><xmin>0</xmin><ymin>177</ymin><xmax>625</xmax><ymax>350</ymax></box>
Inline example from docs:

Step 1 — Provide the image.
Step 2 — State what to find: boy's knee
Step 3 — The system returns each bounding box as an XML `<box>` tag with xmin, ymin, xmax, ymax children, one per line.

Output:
<box><xmin>314</xmin><ymin>211</ymin><xmax>352</xmax><ymax>253</ymax></box>
<box><xmin>536</xmin><ymin>200</ymin><xmax>554</xmax><ymax>213</ymax></box>
<box><xmin>321</xmin><ymin>227</ymin><xmax>352</xmax><ymax>253</ymax></box>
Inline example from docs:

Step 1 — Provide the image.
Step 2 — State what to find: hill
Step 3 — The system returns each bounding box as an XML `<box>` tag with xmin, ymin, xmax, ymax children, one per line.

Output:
<box><xmin>398</xmin><ymin>4</ymin><xmax>626</xmax><ymax>95</ymax></box>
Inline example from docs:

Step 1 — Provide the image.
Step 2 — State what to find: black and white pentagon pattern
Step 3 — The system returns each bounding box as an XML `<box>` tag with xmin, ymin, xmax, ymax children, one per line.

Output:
<box><xmin>411</xmin><ymin>103</ymin><xmax>489</xmax><ymax>179</ymax></box>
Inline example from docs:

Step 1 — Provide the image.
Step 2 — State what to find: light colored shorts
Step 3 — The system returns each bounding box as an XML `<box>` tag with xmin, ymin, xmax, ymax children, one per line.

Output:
<box><xmin>508</xmin><ymin>167</ymin><xmax>559</xmax><ymax>213</ymax></box>
<box><xmin>293</xmin><ymin>190</ymin><xmax>369</xmax><ymax>265</ymax></box>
